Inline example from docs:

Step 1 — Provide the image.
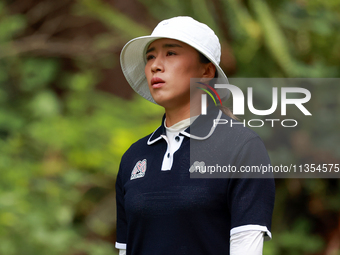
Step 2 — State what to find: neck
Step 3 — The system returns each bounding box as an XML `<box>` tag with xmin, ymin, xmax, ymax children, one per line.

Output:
<box><xmin>164</xmin><ymin>99</ymin><xmax>201</xmax><ymax>127</ymax></box>
<box><xmin>165</xmin><ymin>104</ymin><xmax>190</xmax><ymax>127</ymax></box>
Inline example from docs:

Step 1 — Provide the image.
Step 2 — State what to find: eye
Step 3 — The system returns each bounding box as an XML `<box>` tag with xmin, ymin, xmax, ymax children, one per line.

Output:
<box><xmin>167</xmin><ymin>51</ymin><xmax>176</xmax><ymax>56</ymax></box>
<box><xmin>146</xmin><ymin>54</ymin><xmax>155</xmax><ymax>61</ymax></box>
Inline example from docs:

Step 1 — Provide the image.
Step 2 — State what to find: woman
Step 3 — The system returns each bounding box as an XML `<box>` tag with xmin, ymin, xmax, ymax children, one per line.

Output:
<box><xmin>116</xmin><ymin>16</ymin><xmax>275</xmax><ymax>255</ymax></box>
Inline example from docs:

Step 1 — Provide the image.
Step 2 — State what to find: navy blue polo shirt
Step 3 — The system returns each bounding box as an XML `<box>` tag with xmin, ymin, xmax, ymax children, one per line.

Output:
<box><xmin>116</xmin><ymin>106</ymin><xmax>275</xmax><ymax>255</ymax></box>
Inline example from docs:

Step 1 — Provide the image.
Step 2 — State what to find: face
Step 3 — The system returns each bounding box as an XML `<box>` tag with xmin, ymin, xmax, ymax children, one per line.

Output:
<box><xmin>144</xmin><ymin>38</ymin><xmax>213</xmax><ymax>110</ymax></box>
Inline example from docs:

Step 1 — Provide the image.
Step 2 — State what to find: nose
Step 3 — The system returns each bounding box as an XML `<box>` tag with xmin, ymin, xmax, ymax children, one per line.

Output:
<box><xmin>151</xmin><ymin>55</ymin><xmax>164</xmax><ymax>73</ymax></box>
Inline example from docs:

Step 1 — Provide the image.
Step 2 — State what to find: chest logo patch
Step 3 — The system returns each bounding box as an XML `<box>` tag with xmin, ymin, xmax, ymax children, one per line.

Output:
<box><xmin>131</xmin><ymin>159</ymin><xmax>147</xmax><ymax>180</ymax></box>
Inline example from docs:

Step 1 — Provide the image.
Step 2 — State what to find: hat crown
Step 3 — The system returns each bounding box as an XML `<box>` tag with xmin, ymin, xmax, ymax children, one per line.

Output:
<box><xmin>151</xmin><ymin>16</ymin><xmax>221</xmax><ymax>64</ymax></box>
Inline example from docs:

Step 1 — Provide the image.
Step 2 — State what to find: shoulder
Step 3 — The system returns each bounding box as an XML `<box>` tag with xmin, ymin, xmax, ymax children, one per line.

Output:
<box><xmin>213</xmin><ymin>111</ymin><xmax>264</xmax><ymax>148</ymax></box>
<box><xmin>119</xmin><ymin>123</ymin><xmax>166</xmax><ymax>171</ymax></box>
<box><xmin>120</xmin><ymin>132</ymin><xmax>153</xmax><ymax>163</ymax></box>
<box><xmin>117</xmin><ymin>132</ymin><xmax>155</xmax><ymax>182</ymax></box>
<box><xmin>211</xmin><ymin>111</ymin><xmax>271</xmax><ymax>169</ymax></box>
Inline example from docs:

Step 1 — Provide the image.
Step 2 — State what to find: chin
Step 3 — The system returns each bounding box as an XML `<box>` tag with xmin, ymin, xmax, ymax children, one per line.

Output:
<box><xmin>151</xmin><ymin>93</ymin><xmax>169</xmax><ymax>105</ymax></box>
<box><xmin>156</xmin><ymin>99</ymin><xmax>189</xmax><ymax>112</ymax></box>
<box><xmin>153</xmin><ymin>98</ymin><xmax>169</xmax><ymax>108</ymax></box>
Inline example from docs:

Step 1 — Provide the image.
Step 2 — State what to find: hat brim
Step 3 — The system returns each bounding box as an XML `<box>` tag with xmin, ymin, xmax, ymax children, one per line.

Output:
<box><xmin>120</xmin><ymin>35</ymin><xmax>230</xmax><ymax>104</ymax></box>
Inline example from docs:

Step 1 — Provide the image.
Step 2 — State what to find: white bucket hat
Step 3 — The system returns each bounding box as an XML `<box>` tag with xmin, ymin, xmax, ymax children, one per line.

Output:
<box><xmin>120</xmin><ymin>16</ymin><xmax>229</xmax><ymax>104</ymax></box>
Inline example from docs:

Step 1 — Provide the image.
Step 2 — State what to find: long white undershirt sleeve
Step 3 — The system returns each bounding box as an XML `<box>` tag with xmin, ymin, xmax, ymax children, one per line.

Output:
<box><xmin>118</xmin><ymin>249</ymin><xmax>126</xmax><ymax>255</ymax></box>
<box><xmin>230</xmin><ymin>230</ymin><xmax>264</xmax><ymax>255</ymax></box>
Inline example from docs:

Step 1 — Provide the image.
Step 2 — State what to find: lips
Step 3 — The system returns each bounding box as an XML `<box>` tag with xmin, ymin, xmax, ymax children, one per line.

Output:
<box><xmin>151</xmin><ymin>77</ymin><xmax>165</xmax><ymax>88</ymax></box>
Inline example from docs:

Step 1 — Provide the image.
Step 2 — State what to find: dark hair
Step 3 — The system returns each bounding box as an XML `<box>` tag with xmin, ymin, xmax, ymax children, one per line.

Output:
<box><xmin>197</xmin><ymin>51</ymin><xmax>238</xmax><ymax>120</ymax></box>
<box><xmin>198</xmin><ymin>51</ymin><xmax>211</xmax><ymax>64</ymax></box>
<box><xmin>197</xmin><ymin>51</ymin><xmax>218</xmax><ymax>78</ymax></box>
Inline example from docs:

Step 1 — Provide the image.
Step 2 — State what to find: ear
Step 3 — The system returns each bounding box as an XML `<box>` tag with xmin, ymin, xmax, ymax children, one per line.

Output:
<box><xmin>202</xmin><ymin>62</ymin><xmax>216</xmax><ymax>80</ymax></box>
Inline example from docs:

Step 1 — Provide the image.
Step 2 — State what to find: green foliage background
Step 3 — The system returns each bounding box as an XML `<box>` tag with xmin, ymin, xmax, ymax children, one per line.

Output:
<box><xmin>0</xmin><ymin>0</ymin><xmax>339</xmax><ymax>254</ymax></box>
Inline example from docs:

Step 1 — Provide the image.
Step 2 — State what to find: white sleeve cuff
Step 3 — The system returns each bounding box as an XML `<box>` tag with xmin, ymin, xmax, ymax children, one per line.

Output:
<box><xmin>230</xmin><ymin>230</ymin><xmax>264</xmax><ymax>255</ymax></box>
<box><xmin>230</xmin><ymin>224</ymin><xmax>272</xmax><ymax>241</ymax></box>
<box><xmin>115</xmin><ymin>242</ymin><xmax>127</xmax><ymax>249</ymax></box>
<box><xmin>118</xmin><ymin>249</ymin><xmax>126</xmax><ymax>255</ymax></box>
